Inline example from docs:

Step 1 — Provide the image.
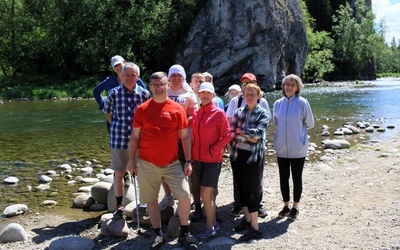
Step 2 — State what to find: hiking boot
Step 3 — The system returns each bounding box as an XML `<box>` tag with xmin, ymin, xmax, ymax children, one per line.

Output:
<box><xmin>258</xmin><ymin>206</ymin><xmax>268</xmax><ymax>218</ymax></box>
<box><xmin>230</xmin><ymin>205</ymin><xmax>242</xmax><ymax>217</ymax></box>
<box><xmin>178</xmin><ymin>234</ymin><xmax>198</xmax><ymax>249</ymax></box>
<box><xmin>234</xmin><ymin>219</ymin><xmax>251</xmax><ymax>232</ymax></box>
<box><xmin>288</xmin><ymin>208</ymin><xmax>299</xmax><ymax>220</ymax></box>
<box><xmin>158</xmin><ymin>195</ymin><xmax>174</xmax><ymax>210</ymax></box>
<box><xmin>239</xmin><ymin>227</ymin><xmax>262</xmax><ymax>242</ymax></box>
<box><xmin>113</xmin><ymin>205</ymin><xmax>124</xmax><ymax>219</ymax></box>
<box><xmin>278</xmin><ymin>206</ymin><xmax>291</xmax><ymax>218</ymax></box>
<box><xmin>151</xmin><ymin>235</ymin><xmax>164</xmax><ymax>249</ymax></box>
<box><xmin>196</xmin><ymin>226</ymin><xmax>216</xmax><ymax>239</ymax></box>
<box><xmin>191</xmin><ymin>208</ymin><xmax>203</xmax><ymax>222</ymax></box>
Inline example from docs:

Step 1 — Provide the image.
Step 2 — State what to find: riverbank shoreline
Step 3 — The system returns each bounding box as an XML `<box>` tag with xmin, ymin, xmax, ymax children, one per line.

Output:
<box><xmin>0</xmin><ymin>77</ymin><xmax>391</xmax><ymax>102</ymax></box>
<box><xmin>1</xmin><ymin>132</ymin><xmax>399</xmax><ymax>249</ymax></box>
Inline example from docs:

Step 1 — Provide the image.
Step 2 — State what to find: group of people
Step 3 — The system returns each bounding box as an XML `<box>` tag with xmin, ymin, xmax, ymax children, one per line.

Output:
<box><xmin>92</xmin><ymin>55</ymin><xmax>315</xmax><ymax>249</ymax></box>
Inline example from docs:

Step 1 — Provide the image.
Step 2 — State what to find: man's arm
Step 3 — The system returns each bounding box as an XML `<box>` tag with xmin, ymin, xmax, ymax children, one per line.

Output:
<box><xmin>186</xmin><ymin>107</ymin><xmax>195</xmax><ymax>126</ymax></box>
<box><xmin>106</xmin><ymin>113</ymin><xmax>112</xmax><ymax>123</ymax></box>
<box><xmin>127</xmin><ymin>127</ymin><xmax>141</xmax><ymax>175</ymax></box>
<box><xmin>179</xmin><ymin>127</ymin><xmax>192</xmax><ymax>176</ymax></box>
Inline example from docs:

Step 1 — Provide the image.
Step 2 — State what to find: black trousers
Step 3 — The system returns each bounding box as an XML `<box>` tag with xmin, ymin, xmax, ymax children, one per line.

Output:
<box><xmin>231</xmin><ymin>149</ymin><xmax>263</xmax><ymax>213</ymax></box>
<box><xmin>232</xmin><ymin>153</ymin><xmax>264</xmax><ymax>209</ymax></box>
<box><xmin>277</xmin><ymin>157</ymin><xmax>305</xmax><ymax>203</ymax></box>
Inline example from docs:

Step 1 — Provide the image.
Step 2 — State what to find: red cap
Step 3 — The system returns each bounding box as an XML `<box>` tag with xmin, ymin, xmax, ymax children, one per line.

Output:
<box><xmin>240</xmin><ymin>73</ymin><xmax>257</xmax><ymax>83</ymax></box>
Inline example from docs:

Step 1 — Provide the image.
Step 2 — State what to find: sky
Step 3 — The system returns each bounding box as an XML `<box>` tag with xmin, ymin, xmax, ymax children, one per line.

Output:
<box><xmin>371</xmin><ymin>0</ymin><xmax>400</xmax><ymax>44</ymax></box>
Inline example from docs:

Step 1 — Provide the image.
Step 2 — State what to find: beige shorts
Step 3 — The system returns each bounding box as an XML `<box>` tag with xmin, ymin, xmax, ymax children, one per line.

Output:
<box><xmin>110</xmin><ymin>148</ymin><xmax>129</xmax><ymax>172</ymax></box>
<box><xmin>137</xmin><ymin>159</ymin><xmax>190</xmax><ymax>204</ymax></box>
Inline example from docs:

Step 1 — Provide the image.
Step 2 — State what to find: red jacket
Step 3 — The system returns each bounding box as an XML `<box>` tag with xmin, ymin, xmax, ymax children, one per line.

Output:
<box><xmin>192</xmin><ymin>103</ymin><xmax>231</xmax><ymax>163</ymax></box>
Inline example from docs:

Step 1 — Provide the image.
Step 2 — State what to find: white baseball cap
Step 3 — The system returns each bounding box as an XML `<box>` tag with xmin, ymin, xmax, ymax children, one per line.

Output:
<box><xmin>198</xmin><ymin>82</ymin><xmax>215</xmax><ymax>94</ymax></box>
<box><xmin>110</xmin><ymin>55</ymin><xmax>125</xmax><ymax>68</ymax></box>
<box><xmin>228</xmin><ymin>84</ymin><xmax>241</xmax><ymax>92</ymax></box>
<box><xmin>202</xmin><ymin>72</ymin><xmax>213</xmax><ymax>79</ymax></box>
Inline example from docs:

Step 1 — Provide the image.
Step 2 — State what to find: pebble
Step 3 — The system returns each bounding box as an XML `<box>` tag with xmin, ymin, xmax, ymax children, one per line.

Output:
<box><xmin>79</xmin><ymin>167</ymin><xmax>93</xmax><ymax>174</ymax></box>
<box><xmin>3</xmin><ymin>204</ymin><xmax>28</xmax><ymax>218</ymax></box>
<box><xmin>39</xmin><ymin>175</ymin><xmax>53</xmax><ymax>183</ymax></box>
<box><xmin>35</xmin><ymin>183</ymin><xmax>50</xmax><ymax>191</ymax></box>
<box><xmin>48</xmin><ymin>236</ymin><xmax>94</xmax><ymax>250</ymax></box>
<box><xmin>0</xmin><ymin>223</ymin><xmax>28</xmax><ymax>243</ymax></box>
<box><xmin>314</xmin><ymin>163</ymin><xmax>334</xmax><ymax>171</ymax></box>
<box><xmin>59</xmin><ymin>164</ymin><xmax>72</xmax><ymax>170</ymax></box>
<box><xmin>78</xmin><ymin>186</ymin><xmax>92</xmax><ymax>193</ymax></box>
<box><xmin>81</xmin><ymin>177</ymin><xmax>99</xmax><ymax>184</ymax></box>
<box><xmin>3</xmin><ymin>176</ymin><xmax>19</xmax><ymax>184</ymax></box>
<box><xmin>42</xmin><ymin>200</ymin><xmax>57</xmax><ymax>206</ymax></box>
<box><xmin>73</xmin><ymin>194</ymin><xmax>95</xmax><ymax>209</ymax></box>
<box><xmin>91</xmin><ymin>182</ymin><xmax>112</xmax><ymax>204</ymax></box>
<box><xmin>46</xmin><ymin>170</ymin><xmax>57</xmax><ymax>176</ymax></box>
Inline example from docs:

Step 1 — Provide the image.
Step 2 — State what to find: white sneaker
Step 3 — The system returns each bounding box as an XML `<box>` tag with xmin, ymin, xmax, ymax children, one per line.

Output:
<box><xmin>158</xmin><ymin>195</ymin><xmax>174</xmax><ymax>210</ymax></box>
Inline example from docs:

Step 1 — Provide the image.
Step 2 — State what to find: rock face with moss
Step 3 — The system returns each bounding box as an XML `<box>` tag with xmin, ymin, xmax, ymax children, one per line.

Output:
<box><xmin>177</xmin><ymin>0</ymin><xmax>307</xmax><ymax>92</ymax></box>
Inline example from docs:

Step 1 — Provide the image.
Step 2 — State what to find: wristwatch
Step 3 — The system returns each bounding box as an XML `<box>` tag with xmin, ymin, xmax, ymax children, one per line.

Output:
<box><xmin>185</xmin><ymin>160</ymin><xmax>192</xmax><ymax>163</ymax></box>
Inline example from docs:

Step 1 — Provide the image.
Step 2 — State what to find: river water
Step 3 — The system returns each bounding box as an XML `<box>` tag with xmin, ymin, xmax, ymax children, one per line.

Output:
<box><xmin>0</xmin><ymin>78</ymin><xmax>399</xmax><ymax>216</ymax></box>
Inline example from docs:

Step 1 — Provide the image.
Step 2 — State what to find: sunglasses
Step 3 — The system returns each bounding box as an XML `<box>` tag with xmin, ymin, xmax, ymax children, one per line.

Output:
<box><xmin>241</xmin><ymin>82</ymin><xmax>253</xmax><ymax>86</ymax></box>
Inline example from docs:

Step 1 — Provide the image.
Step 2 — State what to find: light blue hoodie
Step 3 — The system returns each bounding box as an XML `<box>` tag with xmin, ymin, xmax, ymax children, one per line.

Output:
<box><xmin>273</xmin><ymin>95</ymin><xmax>314</xmax><ymax>158</ymax></box>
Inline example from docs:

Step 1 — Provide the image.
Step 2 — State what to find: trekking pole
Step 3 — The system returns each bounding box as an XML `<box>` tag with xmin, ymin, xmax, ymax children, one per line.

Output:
<box><xmin>131</xmin><ymin>174</ymin><xmax>141</xmax><ymax>234</ymax></box>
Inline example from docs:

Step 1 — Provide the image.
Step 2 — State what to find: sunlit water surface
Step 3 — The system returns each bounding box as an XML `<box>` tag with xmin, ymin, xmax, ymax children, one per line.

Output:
<box><xmin>0</xmin><ymin>78</ymin><xmax>399</xmax><ymax>218</ymax></box>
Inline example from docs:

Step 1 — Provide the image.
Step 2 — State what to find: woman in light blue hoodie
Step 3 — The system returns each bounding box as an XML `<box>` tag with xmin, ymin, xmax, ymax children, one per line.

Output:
<box><xmin>273</xmin><ymin>74</ymin><xmax>314</xmax><ymax>220</ymax></box>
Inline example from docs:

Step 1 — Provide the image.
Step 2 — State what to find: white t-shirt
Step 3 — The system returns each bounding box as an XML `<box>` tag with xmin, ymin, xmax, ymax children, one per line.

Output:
<box><xmin>168</xmin><ymin>88</ymin><xmax>198</xmax><ymax>114</ymax></box>
<box><xmin>226</xmin><ymin>94</ymin><xmax>271</xmax><ymax>118</ymax></box>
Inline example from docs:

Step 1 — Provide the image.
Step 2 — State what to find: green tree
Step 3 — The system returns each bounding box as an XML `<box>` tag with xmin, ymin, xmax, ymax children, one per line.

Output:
<box><xmin>301</xmin><ymin>0</ymin><xmax>334</xmax><ymax>82</ymax></box>
<box><xmin>0</xmin><ymin>0</ymin><xmax>205</xmax><ymax>81</ymax></box>
<box><xmin>331</xmin><ymin>0</ymin><xmax>380</xmax><ymax>79</ymax></box>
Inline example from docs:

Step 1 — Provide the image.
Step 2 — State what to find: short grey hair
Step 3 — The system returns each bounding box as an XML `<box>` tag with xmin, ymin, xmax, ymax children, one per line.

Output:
<box><xmin>282</xmin><ymin>74</ymin><xmax>304</xmax><ymax>96</ymax></box>
<box><xmin>149</xmin><ymin>72</ymin><xmax>168</xmax><ymax>84</ymax></box>
<box><xmin>122</xmin><ymin>62</ymin><xmax>140</xmax><ymax>75</ymax></box>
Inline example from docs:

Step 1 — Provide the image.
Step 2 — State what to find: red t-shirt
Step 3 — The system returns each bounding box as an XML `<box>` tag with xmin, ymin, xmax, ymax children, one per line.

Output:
<box><xmin>133</xmin><ymin>99</ymin><xmax>188</xmax><ymax>166</ymax></box>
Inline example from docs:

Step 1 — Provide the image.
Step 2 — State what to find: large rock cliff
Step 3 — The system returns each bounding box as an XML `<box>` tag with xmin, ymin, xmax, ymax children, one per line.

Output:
<box><xmin>176</xmin><ymin>0</ymin><xmax>308</xmax><ymax>92</ymax></box>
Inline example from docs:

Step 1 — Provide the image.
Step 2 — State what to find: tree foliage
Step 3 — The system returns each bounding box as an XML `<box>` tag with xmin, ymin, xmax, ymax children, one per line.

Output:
<box><xmin>0</xmin><ymin>0</ymin><xmax>206</xmax><ymax>82</ymax></box>
<box><xmin>301</xmin><ymin>0</ymin><xmax>334</xmax><ymax>82</ymax></box>
<box><xmin>0</xmin><ymin>0</ymin><xmax>399</xmax><ymax>98</ymax></box>
<box><xmin>330</xmin><ymin>0</ymin><xmax>383</xmax><ymax>79</ymax></box>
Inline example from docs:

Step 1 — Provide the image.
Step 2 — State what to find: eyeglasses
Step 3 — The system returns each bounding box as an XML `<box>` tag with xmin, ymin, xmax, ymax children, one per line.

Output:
<box><xmin>150</xmin><ymin>83</ymin><xmax>166</xmax><ymax>88</ymax></box>
<box><xmin>241</xmin><ymin>82</ymin><xmax>253</xmax><ymax>86</ymax></box>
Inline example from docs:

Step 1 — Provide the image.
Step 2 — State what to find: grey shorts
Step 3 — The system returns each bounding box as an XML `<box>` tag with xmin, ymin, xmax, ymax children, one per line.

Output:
<box><xmin>190</xmin><ymin>161</ymin><xmax>221</xmax><ymax>194</ymax></box>
<box><xmin>110</xmin><ymin>148</ymin><xmax>129</xmax><ymax>172</ymax></box>
<box><xmin>137</xmin><ymin>159</ymin><xmax>190</xmax><ymax>204</ymax></box>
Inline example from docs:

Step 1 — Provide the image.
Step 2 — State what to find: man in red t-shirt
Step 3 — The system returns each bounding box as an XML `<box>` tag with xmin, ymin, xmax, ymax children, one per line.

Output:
<box><xmin>126</xmin><ymin>72</ymin><xmax>197</xmax><ymax>249</ymax></box>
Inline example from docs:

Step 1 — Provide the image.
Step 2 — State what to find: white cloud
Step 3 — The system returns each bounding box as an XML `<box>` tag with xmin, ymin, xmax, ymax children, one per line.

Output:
<box><xmin>372</xmin><ymin>0</ymin><xmax>400</xmax><ymax>43</ymax></box>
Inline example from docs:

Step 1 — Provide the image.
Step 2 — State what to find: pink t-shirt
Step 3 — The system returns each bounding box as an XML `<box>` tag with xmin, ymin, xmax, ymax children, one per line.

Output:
<box><xmin>167</xmin><ymin>88</ymin><xmax>198</xmax><ymax>114</ymax></box>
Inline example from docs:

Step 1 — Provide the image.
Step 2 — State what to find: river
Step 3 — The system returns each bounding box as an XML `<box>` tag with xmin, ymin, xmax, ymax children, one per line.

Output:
<box><xmin>0</xmin><ymin>78</ymin><xmax>399</xmax><ymax>216</ymax></box>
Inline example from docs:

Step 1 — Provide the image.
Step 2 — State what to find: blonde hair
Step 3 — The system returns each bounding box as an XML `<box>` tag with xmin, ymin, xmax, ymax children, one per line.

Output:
<box><xmin>282</xmin><ymin>74</ymin><xmax>304</xmax><ymax>96</ymax></box>
<box><xmin>243</xmin><ymin>83</ymin><xmax>261</xmax><ymax>96</ymax></box>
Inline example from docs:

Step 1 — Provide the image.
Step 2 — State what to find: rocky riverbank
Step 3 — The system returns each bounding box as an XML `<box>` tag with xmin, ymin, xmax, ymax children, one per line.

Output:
<box><xmin>1</xmin><ymin>133</ymin><xmax>400</xmax><ymax>249</ymax></box>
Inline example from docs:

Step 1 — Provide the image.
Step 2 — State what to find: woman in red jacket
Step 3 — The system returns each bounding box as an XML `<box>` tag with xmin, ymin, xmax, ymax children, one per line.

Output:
<box><xmin>191</xmin><ymin>82</ymin><xmax>231</xmax><ymax>238</ymax></box>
